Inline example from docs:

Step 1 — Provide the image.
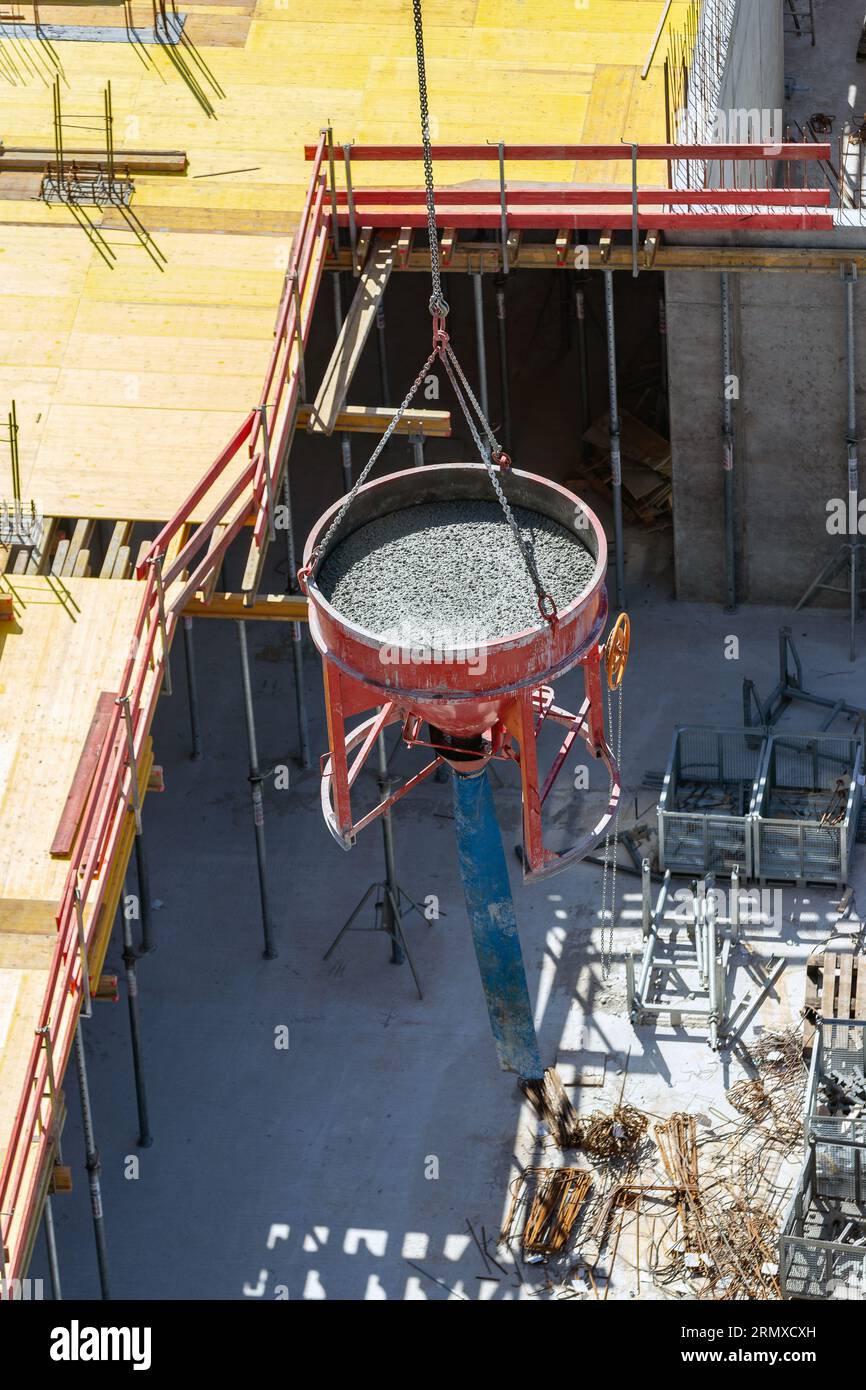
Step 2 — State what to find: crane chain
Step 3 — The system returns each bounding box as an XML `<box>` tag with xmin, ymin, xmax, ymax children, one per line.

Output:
<box><xmin>304</xmin><ymin>343</ymin><xmax>439</xmax><ymax>574</ymax></box>
<box><xmin>439</xmin><ymin>345</ymin><xmax>554</xmax><ymax>621</ymax></box>
<box><xmin>412</xmin><ymin>0</ymin><xmax>448</xmax><ymax>318</ymax></box>
<box><xmin>304</xmin><ymin>0</ymin><xmax>558</xmax><ymax>630</ymax></box>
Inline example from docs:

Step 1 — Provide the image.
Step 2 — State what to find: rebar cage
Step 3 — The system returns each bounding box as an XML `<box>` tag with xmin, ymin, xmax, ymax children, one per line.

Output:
<box><xmin>753</xmin><ymin>734</ymin><xmax>864</xmax><ymax>887</ymax></box>
<box><xmin>657</xmin><ymin>726</ymin><xmax>765</xmax><ymax>875</ymax></box>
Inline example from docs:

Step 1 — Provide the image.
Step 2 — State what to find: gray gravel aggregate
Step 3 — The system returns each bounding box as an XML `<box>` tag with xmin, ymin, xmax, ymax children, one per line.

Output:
<box><xmin>317</xmin><ymin>499</ymin><xmax>596</xmax><ymax>645</ymax></box>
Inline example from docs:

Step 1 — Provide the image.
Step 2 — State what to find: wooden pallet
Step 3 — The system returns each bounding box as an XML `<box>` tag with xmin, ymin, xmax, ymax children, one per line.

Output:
<box><xmin>804</xmin><ymin>942</ymin><xmax>866</xmax><ymax>1054</ymax></box>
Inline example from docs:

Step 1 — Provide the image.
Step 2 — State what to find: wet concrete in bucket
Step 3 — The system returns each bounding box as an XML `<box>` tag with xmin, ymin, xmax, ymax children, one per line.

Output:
<box><xmin>317</xmin><ymin>499</ymin><xmax>596</xmax><ymax>647</ymax></box>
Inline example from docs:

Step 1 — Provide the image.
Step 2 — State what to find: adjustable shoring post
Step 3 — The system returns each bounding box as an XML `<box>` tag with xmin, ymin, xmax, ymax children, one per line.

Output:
<box><xmin>121</xmin><ymin>883</ymin><xmax>152</xmax><ymax>1148</ymax></box>
<box><xmin>331</xmin><ymin>266</ymin><xmax>354</xmax><ymax>493</ymax></box>
<box><xmin>280</xmin><ymin>459</ymin><xmax>312</xmax><ymax>769</ymax></box>
<box><xmin>73</xmin><ymin>1023</ymin><xmax>110</xmax><ymax>1300</ymax></box>
<box><xmin>409</xmin><ymin>431</ymin><xmax>425</xmax><ymax>468</ymax></box>
<box><xmin>182</xmin><ymin>615</ymin><xmax>203</xmax><ymax>760</ymax></box>
<box><xmin>237</xmin><ymin>620</ymin><xmax>278</xmax><ymax>959</ymax></box>
<box><xmin>472</xmin><ymin>268</ymin><xmax>490</xmax><ymax>426</ymax></box>
<box><xmin>376</xmin><ymin>732</ymin><xmax>403</xmax><ymax>966</ymax></box>
<box><xmin>575</xmin><ymin>275</ymin><xmax>591</xmax><ymax>455</ymax></box>
<box><xmin>42</xmin><ymin>1196</ymin><xmax>62</xmax><ymax>1301</ymax></box>
<box><xmin>604</xmin><ymin>270</ymin><xmax>626</xmax><ymax>609</ymax></box>
<box><xmin>494</xmin><ymin>274</ymin><xmax>512</xmax><ymax>454</ymax></box>
<box><xmin>376</xmin><ymin>301</ymin><xmax>391</xmax><ymax>406</ymax></box>
<box><xmin>135</xmin><ymin>832</ymin><xmax>154</xmax><ymax>955</ymax></box>
<box><xmin>721</xmin><ymin>271</ymin><xmax>737</xmax><ymax>612</ymax></box>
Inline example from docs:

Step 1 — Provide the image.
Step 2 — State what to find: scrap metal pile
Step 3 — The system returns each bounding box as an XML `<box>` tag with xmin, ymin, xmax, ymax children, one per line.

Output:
<box><xmin>503</xmin><ymin>1029</ymin><xmax>807</xmax><ymax>1300</ymax></box>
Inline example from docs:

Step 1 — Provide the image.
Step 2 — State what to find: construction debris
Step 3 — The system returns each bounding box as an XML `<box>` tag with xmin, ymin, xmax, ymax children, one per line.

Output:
<box><xmin>520</xmin><ymin>1068</ymin><xmax>583</xmax><ymax>1148</ymax></box>
<box><xmin>501</xmin><ymin>1167</ymin><xmax>593</xmax><ymax>1255</ymax></box>
<box><xmin>580</xmin><ymin>1104</ymin><xmax>649</xmax><ymax>1161</ymax></box>
<box><xmin>574</xmin><ymin>411</ymin><xmax>672</xmax><ymax>526</ymax></box>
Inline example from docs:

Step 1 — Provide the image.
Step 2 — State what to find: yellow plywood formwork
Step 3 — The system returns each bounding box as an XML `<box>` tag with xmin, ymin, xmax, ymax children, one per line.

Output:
<box><xmin>0</xmin><ymin>576</ymin><xmax>151</xmax><ymax>1263</ymax></box>
<box><xmin>0</xmin><ymin>0</ymin><xmax>674</xmax><ymax>524</ymax></box>
<box><xmin>0</xmin><ymin>576</ymin><xmax>145</xmax><ymax>904</ymax></box>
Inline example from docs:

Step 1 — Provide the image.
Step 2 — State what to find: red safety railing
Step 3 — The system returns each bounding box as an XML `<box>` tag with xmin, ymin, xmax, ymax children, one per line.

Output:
<box><xmin>0</xmin><ymin>135</ymin><xmax>333</xmax><ymax>1293</ymax></box>
<box><xmin>136</xmin><ymin>132</ymin><xmax>330</xmax><ymax>593</ymax></box>
<box><xmin>0</xmin><ymin>560</ymin><xmax>169</xmax><ymax>1287</ymax></box>
<box><xmin>304</xmin><ymin>141</ymin><xmax>835</xmax><ymax>232</ymax></box>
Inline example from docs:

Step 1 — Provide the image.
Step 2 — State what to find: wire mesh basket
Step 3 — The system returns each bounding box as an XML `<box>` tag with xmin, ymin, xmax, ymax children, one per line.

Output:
<box><xmin>753</xmin><ymin>734</ymin><xmax>863</xmax><ymax>886</ymax></box>
<box><xmin>805</xmin><ymin>1020</ymin><xmax>866</xmax><ymax>1153</ymax></box>
<box><xmin>780</xmin><ymin>1152</ymin><xmax>866</xmax><ymax>1300</ymax></box>
<box><xmin>657</xmin><ymin>726</ymin><xmax>766</xmax><ymax>875</ymax></box>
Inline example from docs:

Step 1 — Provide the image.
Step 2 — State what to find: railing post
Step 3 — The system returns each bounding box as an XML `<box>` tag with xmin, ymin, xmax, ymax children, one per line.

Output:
<box><xmin>72</xmin><ymin>887</ymin><xmax>93</xmax><ymax>1020</ymax></box>
<box><xmin>146</xmin><ymin>553</ymin><xmax>172</xmax><ymax>696</ymax></box>
<box><xmin>116</xmin><ymin>695</ymin><xmax>142</xmax><ymax>834</ymax></box>
<box><xmin>343</xmin><ymin>142</ymin><xmax>358</xmax><ymax>273</ymax></box>
<box><xmin>259</xmin><ymin>404</ymin><xmax>275</xmax><ymax>544</ymax></box>
<box><xmin>291</xmin><ymin>272</ymin><xmax>306</xmax><ymax>401</ymax></box>
<box><xmin>324</xmin><ymin>123</ymin><xmax>340</xmax><ymax>260</ymax></box>
<box><xmin>497</xmin><ymin>140</ymin><xmax>508</xmax><ymax>274</ymax></box>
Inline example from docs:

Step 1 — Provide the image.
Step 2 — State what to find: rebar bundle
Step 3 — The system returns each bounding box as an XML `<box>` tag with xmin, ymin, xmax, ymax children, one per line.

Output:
<box><xmin>580</xmin><ymin>1104</ymin><xmax>649</xmax><ymax>1161</ymax></box>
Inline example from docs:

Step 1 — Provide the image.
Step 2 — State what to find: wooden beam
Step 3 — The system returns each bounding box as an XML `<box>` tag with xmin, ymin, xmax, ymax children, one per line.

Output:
<box><xmin>51</xmin><ymin>691</ymin><xmax>118</xmax><ymax>859</ymax></box>
<box><xmin>326</xmin><ymin>243</ymin><xmax>866</xmax><ymax>275</ymax></box>
<box><xmin>0</xmin><ymin>900</ymin><xmax>59</xmax><ymax>934</ymax></box>
<box><xmin>26</xmin><ymin>517</ymin><xmax>58</xmax><ymax>575</ymax></box>
<box><xmin>308</xmin><ymin>231</ymin><xmax>397</xmax><ymax>436</ymax></box>
<box><xmin>185</xmin><ymin>591</ymin><xmax>309</xmax><ymax>623</ymax></box>
<box><xmin>396</xmin><ymin>226</ymin><xmax>413</xmax><ymax>268</ymax></box>
<box><xmin>440</xmin><ymin>227</ymin><xmax>456</xmax><ymax>267</ymax></box>
<box><xmin>643</xmin><ymin>229</ymin><xmax>661</xmax><ymax>267</ymax></box>
<box><xmin>295</xmin><ymin>404</ymin><xmax>451</xmax><ymax>437</ymax></box>
<box><xmin>100</xmin><ymin>522</ymin><xmax>133</xmax><ymax>579</ymax></box>
<box><xmin>61</xmin><ymin>519</ymin><xmax>95</xmax><ymax>577</ymax></box>
<box><xmin>0</xmin><ymin>147</ymin><xmax>187</xmax><ymax>174</ymax></box>
<box><xmin>354</xmin><ymin>226</ymin><xmax>373</xmax><ymax>275</ymax></box>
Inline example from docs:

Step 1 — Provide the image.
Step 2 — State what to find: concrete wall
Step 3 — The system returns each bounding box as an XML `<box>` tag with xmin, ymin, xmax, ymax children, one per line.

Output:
<box><xmin>665</xmin><ymin>2</ymin><xmax>858</xmax><ymax>608</ymax></box>
<box><xmin>717</xmin><ymin>0</ymin><xmax>785</xmax><ymax>135</ymax></box>
<box><xmin>666</xmin><ymin>266</ymin><xmax>859</xmax><ymax>605</ymax></box>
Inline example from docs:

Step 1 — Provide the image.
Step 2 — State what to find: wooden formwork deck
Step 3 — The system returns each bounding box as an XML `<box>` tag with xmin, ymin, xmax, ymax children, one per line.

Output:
<box><xmin>0</xmin><ymin>0</ymin><xmax>684</xmax><ymax>1283</ymax></box>
<box><xmin>0</xmin><ymin>577</ymin><xmax>149</xmax><ymax>1233</ymax></box>
<box><xmin>0</xmin><ymin>0</ymin><xmax>677</xmax><ymax>527</ymax></box>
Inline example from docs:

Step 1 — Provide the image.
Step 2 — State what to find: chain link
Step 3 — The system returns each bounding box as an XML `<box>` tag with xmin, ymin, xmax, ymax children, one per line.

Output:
<box><xmin>412</xmin><ymin>0</ymin><xmax>448</xmax><ymax>318</ymax></box>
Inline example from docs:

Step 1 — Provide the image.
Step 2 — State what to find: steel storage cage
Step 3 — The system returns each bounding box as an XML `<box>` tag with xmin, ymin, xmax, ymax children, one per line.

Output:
<box><xmin>779</xmin><ymin>1151</ymin><xmax>866</xmax><ymax>1300</ymax></box>
<box><xmin>657</xmin><ymin>726</ymin><xmax>766</xmax><ymax>875</ymax></box>
<box><xmin>804</xmin><ymin>1019</ymin><xmax>866</xmax><ymax>1154</ymax></box>
<box><xmin>753</xmin><ymin>733</ymin><xmax>864</xmax><ymax>887</ymax></box>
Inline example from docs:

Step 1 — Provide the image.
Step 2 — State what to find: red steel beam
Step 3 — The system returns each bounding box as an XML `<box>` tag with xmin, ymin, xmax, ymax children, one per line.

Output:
<box><xmin>334</xmin><ymin>209</ymin><xmax>834</xmax><ymax>231</ymax></box>
<box><xmin>306</xmin><ymin>141</ymin><xmax>831</xmax><ymax>163</ymax></box>
<box><xmin>336</xmin><ymin>187</ymin><xmax>831</xmax><ymax>208</ymax></box>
